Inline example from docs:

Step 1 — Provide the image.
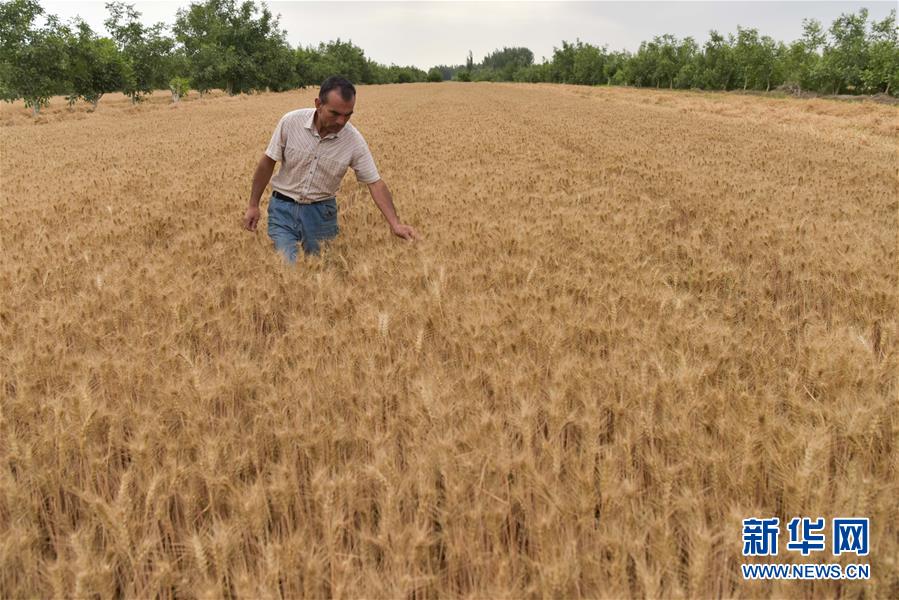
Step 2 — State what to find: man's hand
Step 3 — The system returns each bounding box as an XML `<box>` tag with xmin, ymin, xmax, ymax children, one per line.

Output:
<box><xmin>391</xmin><ymin>222</ymin><xmax>418</xmax><ymax>241</ymax></box>
<box><xmin>243</xmin><ymin>206</ymin><xmax>260</xmax><ymax>231</ymax></box>
<box><xmin>245</xmin><ymin>154</ymin><xmax>276</xmax><ymax>231</ymax></box>
<box><xmin>368</xmin><ymin>180</ymin><xmax>420</xmax><ymax>243</ymax></box>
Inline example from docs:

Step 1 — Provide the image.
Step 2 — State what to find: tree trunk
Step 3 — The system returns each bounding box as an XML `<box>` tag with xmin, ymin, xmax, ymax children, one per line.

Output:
<box><xmin>171</xmin><ymin>90</ymin><xmax>179</xmax><ymax>103</ymax></box>
<box><xmin>92</xmin><ymin>98</ymin><xmax>99</xmax><ymax>110</ymax></box>
<box><xmin>32</xmin><ymin>103</ymin><xmax>39</xmax><ymax>116</ymax></box>
<box><xmin>766</xmin><ymin>77</ymin><xmax>771</xmax><ymax>92</ymax></box>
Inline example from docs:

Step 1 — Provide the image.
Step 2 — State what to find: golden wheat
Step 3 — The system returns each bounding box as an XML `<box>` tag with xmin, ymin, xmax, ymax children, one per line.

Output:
<box><xmin>1</xmin><ymin>82</ymin><xmax>897</xmax><ymax>598</ymax></box>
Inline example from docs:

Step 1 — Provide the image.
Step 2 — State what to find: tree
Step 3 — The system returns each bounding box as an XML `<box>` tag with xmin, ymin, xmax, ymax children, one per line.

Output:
<box><xmin>572</xmin><ymin>42</ymin><xmax>605</xmax><ymax>85</ymax></box>
<box><xmin>550</xmin><ymin>40</ymin><xmax>577</xmax><ymax>83</ymax></box>
<box><xmin>432</xmin><ymin>64</ymin><xmax>463</xmax><ymax>81</ymax></box>
<box><xmin>629</xmin><ymin>36</ymin><xmax>685</xmax><ymax>88</ymax></box>
<box><xmin>262</xmin><ymin>42</ymin><xmax>297</xmax><ymax>91</ymax></box>
<box><xmin>734</xmin><ymin>27</ymin><xmax>761</xmax><ymax>89</ymax></box>
<box><xmin>782</xmin><ymin>18</ymin><xmax>827</xmax><ymax>93</ymax></box>
<box><xmin>454</xmin><ymin>50</ymin><xmax>473</xmax><ymax>80</ymax></box>
<box><xmin>696</xmin><ymin>30</ymin><xmax>736</xmax><ymax>90</ymax></box>
<box><xmin>173</xmin><ymin>0</ymin><xmax>227</xmax><ymax>94</ymax></box>
<box><xmin>295</xmin><ymin>39</ymin><xmax>369</xmax><ymax>86</ymax></box>
<box><xmin>863</xmin><ymin>9</ymin><xmax>898</xmax><ymax>94</ymax></box>
<box><xmin>174</xmin><ymin>0</ymin><xmax>295</xmax><ymax>95</ymax></box>
<box><xmin>0</xmin><ymin>0</ymin><xmax>69</xmax><ymax>114</ymax></box>
<box><xmin>64</xmin><ymin>18</ymin><xmax>126</xmax><ymax>109</ymax></box>
<box><xmin>628</xmin><ymin>40</ymin><xmax>656</xmax><ymax>86</ymax></box>
<box><xmin>653</xmin><ymin>34</ymin><xmax>681</xmax><ymax>88</ymax></box>
<box><xmin>757</xmin><ymin>36</ymin><xmax>782</xmax><ymax>91</ymax></box>
<box><xmin>0</xmin><ymin>0</ymin><xmax>40</xmax><ymax>102</ymax></box>
<box><xmin>674</xmin><ymin>39</ymin><xmax>699</xmax><ymax>88</ymax></box>
<box><xmin>511</xmin><ymin>61</ymin><xmax>551</xmax><ymax>83</ymax></box>
<box><xmin>169</xmin><ymin>75</ymin><xmax>189</xmax><ymax>102</ymax></box>
<box><xmin>296</xmin><ymin>45</ymin><xmax>332</xmax><ymax>87</ymax></box>
<box><xmin>381</xmin><ymin>64</ymin><xmax>426</xmax><ymax>83</ymax></box>
<box><xmin>603</xmin><ymin>51</ymin><xmax>629</xmax><ymax>85</ymax></box>
<box><xmin>481</xmin><ymin>46</ymin><xmax>534</xmax><ymax>80</ymax></box>
<box><xmin>105</xmin><ymin>2</ymin><xmax>175</xmax><ymax>103</ymax></box>
<box><xmin>823</xmin><ymin>8</ymin><xmax>869</xmax><ymax>94</ymax></box>
<box><xmin>427</xmin><ymin>67</ymin><xmax>442</xmax><ymax>82</ymax></box>
<box><xmin>733</xmin><ymin>27</ymin><xmax>781</xmax><ymax>91</ymax></box>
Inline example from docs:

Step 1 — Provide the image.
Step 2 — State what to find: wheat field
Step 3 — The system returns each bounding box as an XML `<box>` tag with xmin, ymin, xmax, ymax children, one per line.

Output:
<box><xmin>1</xmin><ymin>82</ymin><xmax>897</xmax><ymax>598</ymax></box>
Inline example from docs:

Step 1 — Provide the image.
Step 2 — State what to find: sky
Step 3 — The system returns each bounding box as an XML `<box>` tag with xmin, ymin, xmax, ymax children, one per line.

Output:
<box><xmin>39</xmin><ymin>1</ymin><xmax>897</xmax><ymax>70</ymax></box>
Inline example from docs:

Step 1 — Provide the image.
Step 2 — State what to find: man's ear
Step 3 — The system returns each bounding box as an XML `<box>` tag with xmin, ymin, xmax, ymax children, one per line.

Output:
<box><xmin>314</xmin><ymin>97</ymin><xmax>321</xmax><ymax>109</ymax></box>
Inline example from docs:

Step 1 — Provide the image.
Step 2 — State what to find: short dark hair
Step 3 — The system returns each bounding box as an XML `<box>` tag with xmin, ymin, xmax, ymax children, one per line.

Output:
<box><xmin>319</xmin><ymin>76</ymin><xmax>356</xmax><ymax>104</ymax></box>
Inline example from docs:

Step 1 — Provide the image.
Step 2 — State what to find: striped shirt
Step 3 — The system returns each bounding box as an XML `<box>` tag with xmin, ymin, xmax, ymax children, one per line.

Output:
<box><xmin>265</xmin><ymin>108</ymin><xmax>380</xmax><ymax>203</ymax></box>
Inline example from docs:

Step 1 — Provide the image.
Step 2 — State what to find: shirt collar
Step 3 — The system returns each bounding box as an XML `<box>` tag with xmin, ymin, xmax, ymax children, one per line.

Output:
<box><xmin>304</xmin><ymin>109</ymin><xmax>341</xmax><ymax>139</ymax></box>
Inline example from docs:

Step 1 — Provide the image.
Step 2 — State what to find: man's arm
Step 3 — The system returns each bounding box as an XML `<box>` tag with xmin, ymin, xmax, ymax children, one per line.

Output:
<box><xmin>367</xmin><ymin>179</ymin><xmax>419</xmax><ymax>241</ymax></box>
<box><xmin>243</xmin><ymin>154</ymin><xmax>276</xmax><ymax>231</ymax></box>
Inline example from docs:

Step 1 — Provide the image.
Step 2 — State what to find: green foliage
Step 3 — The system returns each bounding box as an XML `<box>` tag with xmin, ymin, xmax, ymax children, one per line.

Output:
<box><xmin>824</xmin><ymin>8</ymin><xmax>870</xmax><ymax>93</ymax></box>
<box><xmin>0</xmin><ymin>0</ymin><xmax>69</xmax><ymax>113</ymax></box>
<box><xmin>695</xmin><ymin>31</ymin><xmax>737</xmax><ymax>90</ymax></box>
<box><xmin>2</xmin><ymin>0</ymin><xmax>896</xmax><ymax>107</ymax></box>
<box><xmin>603</xmin><ymin>51</ymin><xmax>629</xmax><ymax>85</ymax></box>
<box><xmin>296</xmin><ymin>39</ymin><xmax>374</xmax><ymax>86</ymax></box>
<box><xmin>105</xmin><ymin>2</ymin><xmax>175</xmax><ymax>103</ymax></box>
<box><xmin>512</xmin><ymin>62</ymin><xmax>551</xmax><ymax>83</ymax></box>
<box><xmin>64</xmin><ymin>19</ymin><xmax>126</xmax><ymax>108</ymax></box>
<box><xmin>863</xmin><ymin>9</ymin><xmax>898</xmax><ymax>94</ymax></box>
<box><xmin>549</xmin><ymin>40</ymin><xmax>577</xmax><ymax>83</ymax></box>
<box><xmin>174</xmin><ymin>0</ymin><xmax>295</xmax><ymax>95</ymax></box>
<box><xmin>432</xmin><ymin>64</ymin><xmax>462</xmax><ymax>81</ymax></box>
<box><xmin>733</xmin><ymin>27</ymin><xmax>782</xmax><ymax>91</ymax></box>
<box><xmin>623</xmin><ymin>34</ymin><xmax>698</xmax><ymax>89</ymax></box>
<box><xmin>383</xmin><ymin>64</ymin><xmax>427</xmax><ymax>83</ymax></box>
<box><xmin>471</xmin><ymin>68</ymin><xmax>498</xmax><ymax>82</ymax></box>
<box><xmin>572</xmin><ymin>42</ymin><xmax>605</xmax><ymax>85</ymax></box>
<box><xmin>481</xmin><ymin>46</ymin><xmax>533</xmax><ymax>80</ymax></box>
<box><xmin>445</xmin><ymin>10</ymin><xmax>895</xmax><ymax>97</ymax></box>
<box><xmin>169</xmin><ymin>75</ymin><xmax>190</xmax><ymax>101</ymax></box>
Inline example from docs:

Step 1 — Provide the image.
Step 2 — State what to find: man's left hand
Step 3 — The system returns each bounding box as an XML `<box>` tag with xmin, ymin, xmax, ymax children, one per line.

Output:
<box><xmin>391</xmin><ymin>222</ymin><xmax>419</xmax><ymax>241</ymax></box>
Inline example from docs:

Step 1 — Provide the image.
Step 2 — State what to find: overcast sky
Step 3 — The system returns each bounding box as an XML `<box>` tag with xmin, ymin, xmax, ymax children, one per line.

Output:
<box><xmin>40</xmin><ymin>1</ymin><xmax>896</xmax><ymax>70</ymax></box>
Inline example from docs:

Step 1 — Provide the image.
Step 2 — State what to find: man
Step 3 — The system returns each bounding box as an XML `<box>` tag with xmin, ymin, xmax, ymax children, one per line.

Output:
<box><xmin>243</xmin><ymin>75</ymin><xmax>418</xmax><ymax>263</ymax></box>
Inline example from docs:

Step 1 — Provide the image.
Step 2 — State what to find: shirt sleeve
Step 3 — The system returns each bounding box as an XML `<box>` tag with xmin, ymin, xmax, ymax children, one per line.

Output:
<box><xmin>350</xmin><ymin>134</ymin><xmax>381</xmax><ymax>184</ymax></box>
<box><xmin>265</xmin><ymin>114</ymin><xmax>287</xmax><ymax>162</ymax></box>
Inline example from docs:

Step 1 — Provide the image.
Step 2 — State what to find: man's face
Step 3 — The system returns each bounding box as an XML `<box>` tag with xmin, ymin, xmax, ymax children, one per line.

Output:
<box><xmin>314</xmin><ymin>90</ymin><xmax>355</xmax><ymax>136</ymax></box>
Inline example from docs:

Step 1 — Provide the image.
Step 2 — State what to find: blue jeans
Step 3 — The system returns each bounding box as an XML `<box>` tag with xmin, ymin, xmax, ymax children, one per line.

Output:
<box><xmin>267</xmin><ymin>194</ymin><xmax>339</xmax><ymax>263</ymax></box>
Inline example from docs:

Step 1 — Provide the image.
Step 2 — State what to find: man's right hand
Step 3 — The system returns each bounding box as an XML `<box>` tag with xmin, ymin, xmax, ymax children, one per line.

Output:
<box><xmin>243</xmin><ymin>206</ymin><xmax>260</xmax><ymax>231</ymax></box>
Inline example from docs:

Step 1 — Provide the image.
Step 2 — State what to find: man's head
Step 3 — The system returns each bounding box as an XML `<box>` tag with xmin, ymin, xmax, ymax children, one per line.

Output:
<box><xmin>314</xmin><ymin>76</ymin><xmax>356</xmax><ymax>137</ymax></box>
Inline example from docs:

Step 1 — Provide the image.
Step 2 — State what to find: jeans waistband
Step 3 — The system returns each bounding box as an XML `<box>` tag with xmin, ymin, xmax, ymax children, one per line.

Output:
<box><xmin>273</xmin><ymin>190</ymin><xmax>335</xmax><ymax>204</ymax></box>
<box><xmin>272</xmin><ymin>190</ymin><xmax>297</xmax><ymax>203</ymax></box>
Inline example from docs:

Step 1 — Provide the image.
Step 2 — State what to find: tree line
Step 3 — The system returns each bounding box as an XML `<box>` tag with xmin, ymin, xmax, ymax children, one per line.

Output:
<box><xmin>1</xmin><ymin>0</ymin><xmax>895</xmax><ymax>116</ymax></box>
<box><xmin>0</xmin><ymin>0</ymin><xmax>431</xmax><ymax>114</ymax></box>
<box><xmin>457</xmin><ymin>8</ymin><xmax>896</xmax><ymax>97</ymax></box>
